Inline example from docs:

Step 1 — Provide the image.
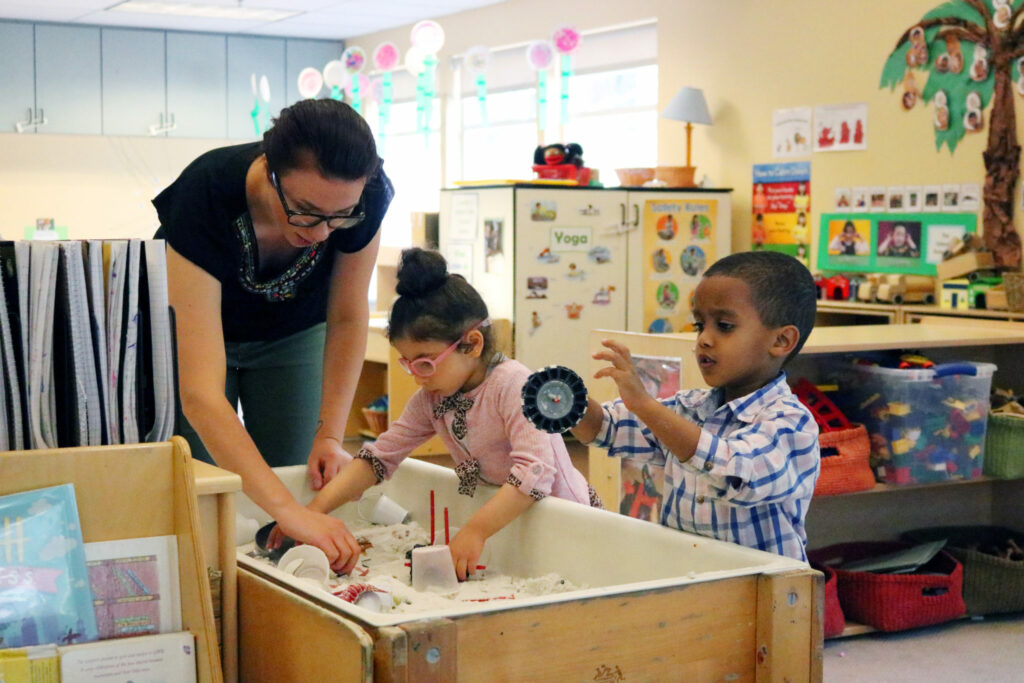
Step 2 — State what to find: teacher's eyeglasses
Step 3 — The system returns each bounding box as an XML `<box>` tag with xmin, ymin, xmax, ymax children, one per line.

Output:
<box><xmin>398</xmin><ymin>319</ymin><xmax>490</xmax><ymax>378</ymax></box>
<box><xmin>271</xmin><ymin>171</ymin><xmax>365</xmax><ymax>230</ymax></box>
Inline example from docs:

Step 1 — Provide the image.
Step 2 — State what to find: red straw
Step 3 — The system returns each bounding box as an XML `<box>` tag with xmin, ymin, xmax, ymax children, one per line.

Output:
<box><xmin>430</xmin><ymin>490</ymin><xmax>435</xmax><ymax>545</ymax></box>
<box><xmin>444</xmin><ymin>507</ymin><xmax>450</xmax><ymax>545</ymax></box>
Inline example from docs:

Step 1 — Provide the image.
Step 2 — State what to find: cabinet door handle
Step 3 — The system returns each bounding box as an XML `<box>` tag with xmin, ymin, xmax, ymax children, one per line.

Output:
<box><xmin>632</xmin><ymin>204</ymin><xmax>640</xmax><ymax>226</ymax></box>
<box><xmin>619</xmin><ymin>202</ymin><xmax>626</xmax><ymax>226</ymax></box>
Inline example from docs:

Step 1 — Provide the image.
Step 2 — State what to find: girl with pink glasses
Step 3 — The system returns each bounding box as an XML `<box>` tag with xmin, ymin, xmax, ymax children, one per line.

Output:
<box><xmin>298</xmin><ymin>247</ymin><xmax>598</xmax><ymax>579</ymax></box>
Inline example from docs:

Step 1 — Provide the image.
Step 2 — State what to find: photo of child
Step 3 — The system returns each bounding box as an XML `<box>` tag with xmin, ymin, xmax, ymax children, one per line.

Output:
<box><xmin>657</xmin><ymin>214</ymin><xmax>678</xmax><ymax>240</ymax></box>
<box><xmin>680</xmin><ymin>245</ymin><xmax>707</xmax><ymax>277</ymax></box>
<box><xmin>651</xmin><ymin>248</ymin><xmax>670</xmax><ymax>273</ymax></box>
<box><xmin>827</xmin><ymin>219</ymin><xmax>870</xmax><ymax>256</ymax></box>
<box><xmin>752</xmin><ymin>212</ymin><xmax>767</xmax><ymax>248</ymax></box>
<box><xmin>877</xmin><ymin>221</ymin><xmax>922</xmax><ymax>258</ymax></box>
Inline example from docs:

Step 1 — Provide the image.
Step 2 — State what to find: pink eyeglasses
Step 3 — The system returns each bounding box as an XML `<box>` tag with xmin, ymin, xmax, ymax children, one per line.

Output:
<box><xmin>398</xmin><ymin>319</ymin><xmax>490</xmax><ymax>378</ymax></box>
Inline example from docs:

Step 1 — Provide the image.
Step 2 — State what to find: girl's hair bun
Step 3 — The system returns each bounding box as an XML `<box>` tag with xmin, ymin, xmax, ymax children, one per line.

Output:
<box><xmin>395</xmin><ymin>248</ymin><xmax>448</xmax><ymax>298</ymax></box>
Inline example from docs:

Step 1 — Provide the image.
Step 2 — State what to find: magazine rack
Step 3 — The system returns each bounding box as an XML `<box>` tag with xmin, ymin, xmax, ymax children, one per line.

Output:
<box><xmin>0</xmin><ymin>436</ymin><xmax>222</xmax><ymax>683</ymax></box>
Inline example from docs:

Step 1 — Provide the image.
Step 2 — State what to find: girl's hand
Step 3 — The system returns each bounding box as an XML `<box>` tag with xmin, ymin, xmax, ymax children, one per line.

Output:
<box><xmin>276</xmin><ymin>505</ymin><xmax>362</xmax><ymax>575</ymax></box>
<box><xmin>448</xmin><ymin>527</ymin><xmax>486</xmax><ymax>581</ymax></box>
<box><xmin>593</xmin><ymin>339</ymin><xmax>650</xmax><ymax>412</ymax></box>
<box><xmin>308</xmin><ymin>436</ymin><xmax>353</xmax><ymax>490</ymax></box>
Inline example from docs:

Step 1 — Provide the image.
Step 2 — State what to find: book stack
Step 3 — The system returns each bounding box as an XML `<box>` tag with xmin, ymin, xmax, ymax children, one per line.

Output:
<box><xmin>0</xmin><ymin>239</ymin><xmax>176</xmax><ymax>451</ymax></box>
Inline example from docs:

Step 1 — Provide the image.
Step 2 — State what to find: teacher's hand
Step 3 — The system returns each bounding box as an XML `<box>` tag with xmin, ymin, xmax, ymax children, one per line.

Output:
<box><xmin>308</xmin><ymin>436</ymin><xmax>353</xmax><ymax>491</ymax></box>
<box><xmin>276</xmin><ymin>505</ymin><xmax>362</xmax><ymax>575</ymax></box>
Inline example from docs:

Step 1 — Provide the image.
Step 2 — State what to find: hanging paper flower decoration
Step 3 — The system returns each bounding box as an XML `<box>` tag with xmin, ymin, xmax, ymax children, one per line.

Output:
<box><xmin>526</xmin><ymin>40</ymin><xmax>555</xmax><ymax>132</ymax></box>
<box><xmin>373</xmin><ymin>42</ymin><xmax>400</xmax><ymax>71</ymax></box>
<box><xmin>258</xmin><ymin>75</ymin><xmax>271</xmax><ymax>133</ymax></box>
<box><xmin>410</xmin><ymin>21</ymin><xmax>444</xmax><ymax>139</ymax></box>
<box><xmin>465</xmin><ymin>45</ymin><xmax>491</xmax><ymax>126</ymax></box>
<box><xmin>343</xmin><ymin>46</ymin><xmax>367</xmax><ymax>74</ymax></box>
<box><xmin>525</xmin><ymin>40</ymin><xmax>555</xmax><ymax>70</ymax></box>
<box><xmin>405</xmin><ymin>45</ymin><xmax>427</xmax><ymax>76</ymax></box>
<box><xmin>342</xmin><ymin>46</ymin><xmax>368</xmax><ymax>114</ymax></box>
<box><xmin>297</xmin><ymin>67</ymin><xmax>323</xmax><ymax>99</ymax></box>
<box><xmin>322</xmin><ymin>60</ymin><xmax>345</xmax><ymax>101</ymax></box>
<box><xmin>372</xmin><ymin>42</ymin><xmax>400</xmax><ymax>155</ymax></box>
<box><xmin>552</xmin><ymin>25</ymin><xmax>581</xmax><ymax>126</ymax></box>
<box><xmin>410</xmin><ymin>20</ymin><xmax>445</xmax><ymax>54</ymax></box>
<box><xmin>552</xmin><ymin>25</ymin><xmax>581</xmax><ymax>54</ymax></box>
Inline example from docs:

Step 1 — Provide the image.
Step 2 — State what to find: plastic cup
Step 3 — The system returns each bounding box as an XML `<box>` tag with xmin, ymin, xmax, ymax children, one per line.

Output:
<box><xmin>358</xmin><ymin>492</ymin><xmax>410</xmax><ymax>526</ymax></box>
<box><xmin>411</xmin><ymin>545</ymin><xmax>459</xmax><ymax>594</ymax></box>
<box><xmin>277</xmin><ymin>545</ymin><xmax>331</xmax><ymax>587</ymax></box>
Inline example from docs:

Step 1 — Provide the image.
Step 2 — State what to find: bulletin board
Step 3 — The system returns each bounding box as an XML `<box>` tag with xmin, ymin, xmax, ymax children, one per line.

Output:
<box><xmin>816</xmin><ymin>212</ymin><xmax>977</xmax><ymax>275</ymax></box>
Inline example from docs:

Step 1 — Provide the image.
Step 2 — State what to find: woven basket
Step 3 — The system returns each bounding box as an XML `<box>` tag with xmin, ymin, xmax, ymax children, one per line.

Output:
<box><xmin>812</xmin><ymin>563</ymin><xmax>847</xmax><ymax>638</ymax></box>
<box><xmin>1004</xmin><ymin>272</ymin><xmax>1024</xmax><ymax>311</ymax></box>
<box><xmin>615</xmin><ymin>167</ymin><xmax>655</xmax><ymax>186</ymax></box>
<box><xmin>809</xmin><ymin>542</ymin><xmax>966</xmax><ymax>632</ymax></box>
<box><xmin>814</xmin><ymin>424</ymin><xmax>877</xmax><ymax>496</ymax></box>
<box><xmin>984</xmin><ymin>413</ymin><xmax>1024</xmax><ymax>479</ymax></box>
<box><xmin>902</xmin><ymin>526</ymin><xmax>1024</xmax><ymax>616</ymax></box>
<box><xmin>361</xmin><ymin>408</ymin><xmax>388</xmax><ymax>435</ymax></box>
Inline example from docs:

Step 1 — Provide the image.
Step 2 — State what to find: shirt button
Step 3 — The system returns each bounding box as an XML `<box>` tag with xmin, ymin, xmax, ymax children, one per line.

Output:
<box><xmin>696</xmin><ymin>495</ymin><xmax>706</xmax><ymax>504</ymax></box>
<box><xmin>703</xmin><ymin>461</ymin><xmax>714</xmax><ymax>472</ymax></box>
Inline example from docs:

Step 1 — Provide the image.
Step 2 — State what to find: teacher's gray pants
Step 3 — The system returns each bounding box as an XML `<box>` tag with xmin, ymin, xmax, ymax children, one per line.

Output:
<box><xmin>177</xmin><ymin>323</ymin><xmax>326</xmax><ymax>468</ymax></box>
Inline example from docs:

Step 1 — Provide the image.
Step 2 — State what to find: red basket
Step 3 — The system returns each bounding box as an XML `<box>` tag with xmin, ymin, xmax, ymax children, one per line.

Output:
<box><xmin>813</xmin><ymin>563</ymin><xmax>846</xmax><ymax>638</ymax></box>
<box><xmin>809</xmin><ymin>542</ymin><xmax>965</xmax><ymax>632</ymax></box>
<box><xmin>814</xmin><ymin>424</ymin><xmax>877</xmax><ymax>496</ymax></box>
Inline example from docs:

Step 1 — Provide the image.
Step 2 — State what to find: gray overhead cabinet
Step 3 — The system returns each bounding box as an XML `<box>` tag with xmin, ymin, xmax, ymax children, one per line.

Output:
<box><xmin>0</xmin><ymin>19</ymin><xmax>341</xmax><ymax>139</ymax></box>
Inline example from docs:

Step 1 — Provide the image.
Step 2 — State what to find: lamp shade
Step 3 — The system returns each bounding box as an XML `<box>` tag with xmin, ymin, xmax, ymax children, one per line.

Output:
<box><xmin>661</xmin><ymin>87</ymin><xmax>712</xmax><ymax>125</ymax></box>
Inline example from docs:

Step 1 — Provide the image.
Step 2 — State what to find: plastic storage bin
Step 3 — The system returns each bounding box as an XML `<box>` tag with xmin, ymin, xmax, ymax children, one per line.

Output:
<box><xmin>902</xmin><ymin>526</ymin><xmax>1024</xmax><ymax>616</ymax></box>
<box><xmin>830</xmin><ymin>361</ymin><xmax>995</xmax><ymax>484</ymax></box>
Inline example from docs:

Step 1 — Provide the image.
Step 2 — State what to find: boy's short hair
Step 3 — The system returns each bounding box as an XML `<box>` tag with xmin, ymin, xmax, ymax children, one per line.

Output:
<box><xmin>703</xmin><ymin>251</ymin><xmax>817</xmax><ymax>358</ymax></box>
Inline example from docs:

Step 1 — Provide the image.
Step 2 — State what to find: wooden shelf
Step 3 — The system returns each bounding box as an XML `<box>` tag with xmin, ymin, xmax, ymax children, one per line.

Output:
<box><xmin>817</xmin><ymin>475</ymin><xmax>1008</xmax><ymax>498</ymax></box>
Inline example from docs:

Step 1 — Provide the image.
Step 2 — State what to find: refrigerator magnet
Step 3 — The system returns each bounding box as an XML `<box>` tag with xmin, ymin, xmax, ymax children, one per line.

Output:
<box><xmin>536</xmin><ymin>247</ymin><xmax>561</xmax><ymax>264</ymax></box>
<box><xmin>592</xmin><ymin>286</ymin><xmax>614</xmax><ymax>305</ymax></box>
<box><xmin>530</xmin><ymin>201</ymin><xmax>557</xmax><ymax>221</ymax></box>
<box><xmin>565</xmin><ymin>303</ymin><xmax>584</xmax><ymax>319</ymax></box>
<box><xmin>588</xmin><ymin>245</ymin><xmax>611</xmax><ymax>263</ymax></box>
<box><xmin>529</xmin><ymin>311</ymin><xmax>543</xmax><ymax>335</ymax></box>
<box><xmin>578</xmin><ymin>204</ymin><xmax>600</xmax><ymax>216</ymax></box>
<box><xmin>566</xmin><ymin>263</ymin><xmax>586</xmax><ymax>280</ymax></box>
<box><xmin>526</xmin><ymin>277</ymin><xmax>549</xmax><ymax>299</ymax></box>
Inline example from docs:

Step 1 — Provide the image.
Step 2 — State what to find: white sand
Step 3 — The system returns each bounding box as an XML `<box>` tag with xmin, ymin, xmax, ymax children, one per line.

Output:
<box><xmin>246</xmin><ymin>520</ymin><xmax>581</xmax><ymax>614</ymax></box>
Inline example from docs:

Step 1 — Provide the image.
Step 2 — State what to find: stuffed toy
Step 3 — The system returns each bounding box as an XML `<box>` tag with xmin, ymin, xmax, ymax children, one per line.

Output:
<box><xmin>532</xmin><ymin>143</ymin><xmax>591</xmax><ymax>183</ymax></box>
<box><xmin>533</xmin><ymin>143</ymin><xmax>584</xmax><ymax>167</ymax></box>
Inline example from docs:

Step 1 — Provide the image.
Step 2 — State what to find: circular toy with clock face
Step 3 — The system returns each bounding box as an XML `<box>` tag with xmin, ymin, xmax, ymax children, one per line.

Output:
<box><xmin>521</xmin><ymin>365</ymin><xmax>588</xmax><ymax>433</ymax></box>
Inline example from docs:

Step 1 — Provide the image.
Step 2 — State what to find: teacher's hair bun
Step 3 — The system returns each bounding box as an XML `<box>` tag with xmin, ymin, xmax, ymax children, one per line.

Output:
<box><xmin>396</xmin><ymin>247</ymin><xmax>448</xmax><ymax>298</ymax></box>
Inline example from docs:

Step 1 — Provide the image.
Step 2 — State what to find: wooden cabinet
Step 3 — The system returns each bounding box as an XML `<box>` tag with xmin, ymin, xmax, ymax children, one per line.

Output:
<box><xmin>35</xmin><ymin>24</ymin><xmax>103</xmax><ymax>135</ymax></box>
<box><xmin>102</xmin><ymin>28</ymin><xmax>166</xmax><ymax>136</ymax></box>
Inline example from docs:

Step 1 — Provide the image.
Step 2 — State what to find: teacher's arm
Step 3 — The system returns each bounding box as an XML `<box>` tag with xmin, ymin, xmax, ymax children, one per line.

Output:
<box><xmin>308</xmin><ymin>230</ymin><xmax>382</xmax><ymax>490</ymax></box>
<box><xmin>167</xmin><ymin>245</ymin><xmax>361</xmax><ymax>572</ymax></box>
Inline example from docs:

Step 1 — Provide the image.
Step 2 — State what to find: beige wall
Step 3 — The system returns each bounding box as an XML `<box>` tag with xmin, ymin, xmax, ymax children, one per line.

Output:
<box><xmin>353</xmin><ymin>0</ymin><xmax>1005</xmax><ymax>259</ymax></box>
<box><xmin>0</xmin><ymin>0</ymin><xmax>1013</xmax><ymax>258</ymax></box>
<box><xmin>0</xmin><ymin>134</ymin><xmax>231</xmax><ymax>240</ymax></box>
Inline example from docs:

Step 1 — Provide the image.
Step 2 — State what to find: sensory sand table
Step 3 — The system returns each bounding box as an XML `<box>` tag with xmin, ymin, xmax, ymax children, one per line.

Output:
<box><xmin>234</xmin><ymin>459</ymin><xmax>823</xmax><ymax>682</ymax></box>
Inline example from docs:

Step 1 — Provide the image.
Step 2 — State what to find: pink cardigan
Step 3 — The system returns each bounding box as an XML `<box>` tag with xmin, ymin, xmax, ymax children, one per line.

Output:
<box><xmin>357</xmin><ymin>359</ymin><xmax>593</xmax><ymax>504</ymax></box>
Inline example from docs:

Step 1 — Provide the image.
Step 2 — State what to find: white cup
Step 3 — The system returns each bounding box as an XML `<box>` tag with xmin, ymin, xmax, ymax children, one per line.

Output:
<box><xmin>277</xmin><ymin>545</ymin><xmax>331</xmax><ymax>587</ymax></box>
<box><xmin>358</xmin><ymin>492</ymin><xmax>410</xmax><ymax>526</ymax></box>
<box><xmin>411</xmin><ymin>545</ymin><xmax>459</xmax><ymax>594</ymax></box>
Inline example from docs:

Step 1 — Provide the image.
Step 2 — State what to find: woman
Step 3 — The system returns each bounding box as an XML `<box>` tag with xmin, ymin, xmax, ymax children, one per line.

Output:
<box><xmin>154</xmin><ymin>99</ymin><xmax>392</xmax><ymax>572</ymax></box>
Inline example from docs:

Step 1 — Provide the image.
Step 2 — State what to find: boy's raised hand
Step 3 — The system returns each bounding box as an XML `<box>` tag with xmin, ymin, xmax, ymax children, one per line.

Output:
<box><xmin>593</xmin><ymin>339</ymin><xmax>650</xmax><ymax>412</ymax></box>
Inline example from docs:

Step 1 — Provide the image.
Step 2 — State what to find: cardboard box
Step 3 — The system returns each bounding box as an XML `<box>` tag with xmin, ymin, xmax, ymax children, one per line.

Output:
<box><xmin>936</xmin><ymin>251</ymin><xmax>995</xmax><ymax>280</ymax></box>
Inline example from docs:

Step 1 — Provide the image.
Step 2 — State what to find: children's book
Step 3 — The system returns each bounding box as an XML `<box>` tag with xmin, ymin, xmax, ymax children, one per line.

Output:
<box><xmin>59</xmin><ymin>631</ymin><xmax>196</xmax><ymax>683</ymax></box>
<box><xmin>84</xmin><ymin>535</ymin><xmax>181</xmax><ymax>640</ymax></box>
<box><xmin>0</xmin><ymin>484</ymin><xmax>99</xmax><ymax>648</ymax></box>
<box><xmin>0</xmin><ymin>643</ymin><xmax>60</xmax><ymax>683</ymax></box>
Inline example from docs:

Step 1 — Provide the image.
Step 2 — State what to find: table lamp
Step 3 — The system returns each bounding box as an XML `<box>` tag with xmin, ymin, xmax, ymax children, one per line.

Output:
<box><xmin>660</xmin><ymin>86</ymin><xmax>712</xmax><ymax>187</ymax></box>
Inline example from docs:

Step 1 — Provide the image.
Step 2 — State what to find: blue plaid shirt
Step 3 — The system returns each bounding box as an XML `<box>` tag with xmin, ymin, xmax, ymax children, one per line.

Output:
<box><xmin>593</xmin><ymin>373</ymin><xmax>820</xmax><ymax>561</ymax></box>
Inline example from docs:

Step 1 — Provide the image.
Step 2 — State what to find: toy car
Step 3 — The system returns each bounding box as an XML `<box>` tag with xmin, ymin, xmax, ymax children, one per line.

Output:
<box><xmin>874</xmin><ymin>274</ymin><xmax>936</xmax><ymax>304</ymax></box>
<box><xmin>855</xmin><ymin>274</ymin><xmax>883</xmax><ymax>302</ymax></box>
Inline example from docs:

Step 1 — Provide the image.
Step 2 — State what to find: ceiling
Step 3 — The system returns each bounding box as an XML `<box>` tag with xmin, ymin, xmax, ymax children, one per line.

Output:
<box><xmin>0</xmin><ymin>0</ymin><xmax>507</xmax><ymax>40</ymax></box>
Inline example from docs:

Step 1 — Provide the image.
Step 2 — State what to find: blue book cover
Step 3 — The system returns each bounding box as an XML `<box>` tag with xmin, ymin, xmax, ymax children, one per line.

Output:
<box><xmin>0</xmin><ymin>483</ymin><xmax>99</xmax><ymax>647</ymax></box>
